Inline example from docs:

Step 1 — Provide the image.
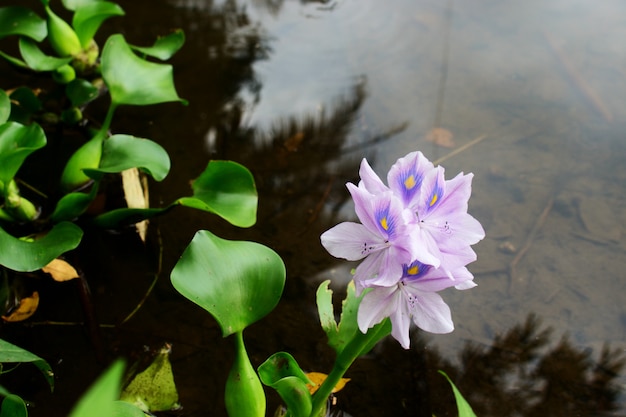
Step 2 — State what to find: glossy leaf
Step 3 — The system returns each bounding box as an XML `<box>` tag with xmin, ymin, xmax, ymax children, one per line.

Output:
<box><xmin>316</xmin><ymin>280</ymin><xmax>363</xmax><ymax>355</ymax></box>
<box><xmin>0</xmin><ymin>394</ymin><xmax>27</xmax><ymax>417</ymax></box>
<box><xmin>130</xmin><ymin>30</ymin><xmax>185</xmax><ymax>60</ymax></box>
<box><xmin>258</xmin><ymin>352</ymin><xmax>312</xmax><ymax>417</ymax></box>
<box><xmin>0</xmin><ymin>338</ymin><xmax>54</xmax><ymax>390</ymax></box>
<box><xmin>111</xmin><ymin>401</ymin><xmax>145</xmax><ymax>417</ymax></box>
<box><xmin>178</xmin><ymin>160</ymin><xmax>257</xmax><ymax>227</ymax></box>
<box><xmin>72</xmin><ymin>1</ymin><xmax>125</xmax><ymax>49</ymax></box>
<box><xmin>171</xmin><ymin>230</ymin><xmax>285</xmax><ymax>337</ymax></box>
<box><xmin>66</xmin><ymin>78</ymin><xmax>100</xmax><ymax>107</ymax></box>
<box><xmin>69</xmin><ymin>360</ymin><xmax>125</xmax><ymax>417</ymax></box>
<box><xmin>0</xmin><ymin>121</ymin><xmax>46</xmax><ymax>184</ymax></box>
<box><xmin>50</xmin><ymin>185</ymin><xmax>99</xmax><ymax>223</ymax></box>
<box><xmin>19</xmin><ymin>37</ymin><xmax>72</xmax><ymax>71</ymax></box>
<box><xmin>0</xmin><ymin>222</ymin><xmax>83</xmax><ymax>272</ymax></box>
<box><xmin>439</xmin><ymin>371</ymin><xmax>477</xmax><ymax>417</ymax></box>
<box><xmin>0</xmin><ymin>90</ymin><xmax>9</xmax><ymax>124</ymax></box>
<box><xmin>45</xmin><ymin>4</ymin><xmax>82</xmax><ymax>57</ymax></box>
<box><xmin>101</xmin><ymin>34</ymin><xmax>184</xmax><ymax>106</ymax></box>
<box><xmin>62</xmin><ymin>0</ymin><xmax>101</xmax><ymax>11</ymax></box>
<box><xmin>0</xmin><ymin>7</ymin><xmax>47</xmax><ymax>41</ymax></box>
<box><xmin>84</xmin><ymin>134</ymin><xmax>170</xmax><ymax>181</ymax></box>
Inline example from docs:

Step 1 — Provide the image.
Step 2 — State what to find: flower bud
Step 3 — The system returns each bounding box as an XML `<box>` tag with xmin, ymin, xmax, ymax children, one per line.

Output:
<box><xmin>45</xmin><ymin>6</ymin><xmax>82</xmax><ymax>57</ymax></box>
<box><xmin>59</xmin><ymin>135</ymin><xmax>104</xmax><ymax>193</ymax></box>
<box><xmin>52</xmin><ymin>64</ymin><xmax>76</xmax><ymax>84</ymax></box>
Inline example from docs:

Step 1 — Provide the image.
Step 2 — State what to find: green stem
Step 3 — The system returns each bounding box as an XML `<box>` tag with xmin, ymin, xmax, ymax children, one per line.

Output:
<box><xmin>309</xmin><ymin>320</ymin><xmax>391</xmax><ymax>417</ymax></box>
<box><xmin>99</xmin><ymin>102</ymin><xmax>117</xmax><ymax>138</ymax></box>
<box><xmin>225</xmin><ymin>331</ymin><xmax>266</xmax><ymax>417</ymax></box>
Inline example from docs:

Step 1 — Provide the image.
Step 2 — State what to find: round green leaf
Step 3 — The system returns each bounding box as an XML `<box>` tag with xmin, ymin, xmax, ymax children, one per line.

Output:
<box><xmin>18</xmin><ymin>36</ymin><xmax>72</xmax><ymax>71</ymax></box>
<box><xmin>84</xmin><ymin>134</ymin><xmax>171</xmax><ymax>181</ymax></box>
<box><xmin>170</xmin><ymin>230</ymin><xmax>285</xmax><ymax>337</ymax></box>
<box><xmin>177</xmin><ymin>160</ymin><xmax>257</xmax><ymax>228</ymax></box>
<box><xmin>0</xmin><ymin>7</ymin><xmax>47</xmax><ymax>41</ymax></box>
<box><xmin>101</xmin><ymin>34</ymin><xmax>185</xmax><ymax>106</ymax></box>
<box><xmin>72</xmin><ymin>2</ymin><xmax>125</xmax><ymax>48</ymax></box>
<box><xmin>0</xmin><ymin>222</ymin><xmax>83</xmax><ymax>272</ymax></box>
<box><xmin>0</xmin><ymin>121</ymin><xmax>46</xmax><ymax>184</ymax></box>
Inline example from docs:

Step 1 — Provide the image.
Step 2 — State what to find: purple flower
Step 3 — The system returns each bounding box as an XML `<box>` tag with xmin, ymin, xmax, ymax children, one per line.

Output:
<box><xmin>357</xmin><ymin>260</ymin><xmax>476</xmax><ymax>349</ymax></box>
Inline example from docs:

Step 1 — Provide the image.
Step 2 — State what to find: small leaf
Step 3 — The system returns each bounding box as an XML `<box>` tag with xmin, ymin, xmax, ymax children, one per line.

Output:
<box><xmin>101</xmin><ymin>34</ymin><xmax>185</xmax><ymax>106</ymax></box>
<box><xmin>1</xmin><ymin>291</ymin><xmax>39</xmax><ymax>322</ymax></box>
<box><xmin>66</xmin><ymin>78</ymin><xmax>99</xmax><ymax>107</ymax></box>
<box><xmin>84</xmin><ymin>134</ymin><xmax>170</xmax><ymax>181</ymax></box>
<box><xmin>18</xmin><ymin>37</ymin><xmax>72</xmax><ymax>71</ymax></box>
<box><xmin>69</xmin><ymin>360</ymin><xmax>125</xmax><ymax>417</ymax></box>
<box><xmin>72</xmin><ymin>1</ymin><xmax>125</xmax><ymax>49</ymax></box>
<box><xmin>0</xmin><ymin>121</ymin><xmax>46</xmax><ymax>184</ymax></box>
<box><xmin>0</xmin><ymin>90</ymin><xmax>9</xmax><ymax>124</ymax></box>
<box><xmin>177</xmin><ymin>160</ymin><xmax>257</xmax><ymax>228</ymax></box>
<box><xmin>0</xmin><ymin>394</ymin><xmax>28</xmax><ymax>417</ymax></box>
<box><xmin>0</xmin><ymin>222</ymin><xmax>83</xmax><ymax>272</ymax></box>
<box><xmin>0</xmin><ymin>7</ymin><xmax>47</xmax><ymax>41</ymax></box>
<box><xmin>130</xmin><ymin>30</ymin><xmax>185</xmax><ymax>61</ymax></box>
<box><xmin>438</xmin><ymin>371</ymin><xmax>477</xmax><ymax>417</ymax></box>
<box><xmin>258</xmin><ymin>353</ymin><xmax>312</xmax><ymax>417</ymax></box>
<box><xmin>50</xmin><ymin>185</ymin><xmax>99</xmax><ymax>223</ymax></box>
<box><xmin>62</xmin><ymin>0</ymin><xmax>101</xmax><ymax>11</ymax></box>
<box><xmin>120</xmin><ymin>344</ymin><xmax>180</xmax><ymax>412</ymax></box>
<box><xmin>9</xmin><ymin>87</ymin><xmax>42</xmax><ymax>124</ymax></box>
<box><xmin>170</xmin><ymin>230</ymin><xmax>285</xmax><ymax>337</ymax></box>
<box><xmin>316</xmin><ymin>280</ymin><xmax>364</xmax><ymax>355</ymax></box>
<box><xmin>0</xmin><ymin>338</ymin><xmax>54</xmax><ymax>391</ymax></box>
<box><xmin>42</xmin><ymin>258</ymin><xmax>79</xmax><ymax>282</ymax></box>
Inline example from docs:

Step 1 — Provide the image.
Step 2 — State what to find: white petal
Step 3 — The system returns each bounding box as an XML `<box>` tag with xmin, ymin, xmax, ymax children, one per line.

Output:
<box><xmin>320</xmin><ymin>222</ymin><xmax>382</xmax><ymax>261</ymax></box>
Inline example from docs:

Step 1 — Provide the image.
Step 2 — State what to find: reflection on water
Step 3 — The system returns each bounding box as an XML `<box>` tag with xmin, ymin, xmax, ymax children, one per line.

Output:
<box><xmin>1</xmin><ymin>0</ymin><xmax>626</xmax><ymax>415</ymax></box>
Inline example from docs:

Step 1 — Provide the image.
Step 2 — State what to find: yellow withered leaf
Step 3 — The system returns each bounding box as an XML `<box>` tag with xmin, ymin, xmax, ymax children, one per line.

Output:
<box><xmin>122</xmin><ymin>167</ymin><xmax>150</xmax><ymax>242</ymax></box>
<box><xmin>305</xmin><ymin>372</ymin><xmax>350</xmax><ymax>395</ymax></box>
<box><xmin>42</xmin><ymin>258</ymin><xmax>79</xmax><ymax>282</ymax></box>
<box><xmin>2</xmin><ymin>291</ymin><xmax>39</xmax><ymax>322</ymax></box>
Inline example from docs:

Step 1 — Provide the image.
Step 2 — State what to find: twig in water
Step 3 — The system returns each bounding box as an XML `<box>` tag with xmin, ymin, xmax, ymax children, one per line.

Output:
<box><xmin>433</xmin><ymin>135</ymin><xmax>488</xmax><ymax>165</ymax></box>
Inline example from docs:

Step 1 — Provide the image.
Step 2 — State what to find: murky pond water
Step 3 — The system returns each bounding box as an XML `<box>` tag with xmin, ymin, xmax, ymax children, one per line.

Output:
<box><xmin>2</xmin><ymin>0</ymin><xmax>626</xmax><ymax>416</ymax></box>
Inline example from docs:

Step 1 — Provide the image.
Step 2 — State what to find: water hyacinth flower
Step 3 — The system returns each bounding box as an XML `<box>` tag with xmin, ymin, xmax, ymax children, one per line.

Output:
<box><xmin>358</xmin><ymin>261</ymin><xmax>476</xmax><ymax>349</ymax></box>
<box><xmin>321</xmin><ymin>150</ymin><xmax>485</xmax><ymax>348</ymax></box>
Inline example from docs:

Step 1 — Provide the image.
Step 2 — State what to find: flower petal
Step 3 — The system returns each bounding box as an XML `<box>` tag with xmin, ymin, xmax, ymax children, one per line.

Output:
<box><xmin>358</xmin><ymin>158</ymin><xmax>388</xmax><ymax>194</ymax></box>
<box><xmin>320</xmin><ymin>222</ymin><xmax>383</xmax><ymax>261</ymax></box>
<box><xmin>358</xmin><ymin>286</ymin><xmax>400</xmax><ymax>333</ymax></box>
<box><xmin>406</xmin><ymin>290</ymin><xmax>454</xmax><ymax>334</ymax></box>
<box><xmin>387</xmin><ymin>151</ymin><xmax>434</xmax><ymax>208</ymax></box>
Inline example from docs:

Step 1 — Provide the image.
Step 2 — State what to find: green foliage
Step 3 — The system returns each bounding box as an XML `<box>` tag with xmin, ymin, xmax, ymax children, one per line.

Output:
<box><xmin>0</xmin><ymin>121</ymin><xmax>46</xmax><ymax>184</ymax></box>
<box><xmin>0</xmin><ymin>394</ymin><xmax>28</xmax><ymax>417</ymax></box>
<box><xmin>258</xmin><ymin>352</ymin><xmax>313</xmax><ymax>417</ymax></box>
<box><xmin>438</xmin><ymin>371</ymin><xmax>477</xmax><ymax>417</ymax></box>
<box><xmin>72</xmin><ymin>1</ymin><xmax>124</xmax><ymax>49</ymax></box>
<box><xmin>171</xmin><ymin>230</ymin><xmax>285</xmax><ymax>337</ymax></box>
<box><xmin>130</xmin><ymin>30</ymin><xmax>185</xmax><ymax>61</ymax></box>
<box><xmin>0</xmin><ymin>7</ymin><xmax>47</xmax><ymax>41</ymax></box>
<box><xmin>0</xmin><ymin>338</ymin><xmax>54</xmax><ymax>391</ymax></box>
<box><xmin>225</xmin><ymin>332</ymin><xmax>266</xmax><ymax>417</ymax></box>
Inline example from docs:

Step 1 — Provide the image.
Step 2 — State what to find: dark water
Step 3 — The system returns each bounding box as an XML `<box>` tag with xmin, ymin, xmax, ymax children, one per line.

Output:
<box><xmin>2</xmin><ymin>0</ymin><xmax>626</xmax><ymax>416</ymax></box>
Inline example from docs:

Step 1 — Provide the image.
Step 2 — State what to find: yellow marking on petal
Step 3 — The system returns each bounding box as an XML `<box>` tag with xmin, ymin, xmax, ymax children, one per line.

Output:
<box><xmin>407</xmin><ymin>265</ymin><xmax>419</xmax><ymax>275</ymax></box>
<box><xmin>404</xmin><ymin>175</ymin><xmax>416</xmax><ymax>190</ymax></box>
<box><xmin>430</xmin><ymin>193</ymin><xmax>438</xmax><ymax>206</ymax></box>
<box><xmin>380</xmin><ymin>216</ymin><xmax>389</xmax><ymax>230</ymax></box>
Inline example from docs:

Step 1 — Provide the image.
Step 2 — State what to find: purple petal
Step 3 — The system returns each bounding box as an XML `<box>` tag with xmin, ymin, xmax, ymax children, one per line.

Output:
<box><xmin>358</xmin><ymin>286</ymin><xmax>400</xmax><ymax>332</ymax></box>
<box><xmin>387</xmin><ymin>151</ymin><xmax>435</xmax><ymax>208</ymax></box>
<box><xmin>405</xmin><ymin>290</ymin><xmax>454</xmax><ymax>334</ymax></box>
<box><xmin>320</xmin><ymin>222</ymin><xmax>383</xmax><ymax>261</ymax></box>
<box><xmin>358</xmin><ymin>158</ymin><xmax>389</xmax><ymax>194</ymax></box>
<box><xmin>415</xmin><ymin>165</ymin><xmax>446</xmax><ymax>219</ymax></box>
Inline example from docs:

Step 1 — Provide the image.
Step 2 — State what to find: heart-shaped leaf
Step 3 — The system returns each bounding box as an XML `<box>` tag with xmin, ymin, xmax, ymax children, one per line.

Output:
<box><xmin>0</xmin><ymin>121</ymin><xmax>46</xmax><ymax>184</ymax></box>
<box><xmin>178</xmin><ymin>160</ymin><xmax>257</xmax><ymax>227</ymax></box>
<box><xmin>72</xmin><ymin>1</ymin><xmax>124</xmax><ymax>48</ymax></box>
<box><xmin>0</xmin><ymin>338</ymin><xmax>54</xmax><ymax>390</ymax></box>
<box><xmin>101</xmin><ymin>34</ymin><xmax>185</xmax><ymax>106</ymax></box>
<box><xmin>0</xmin><ymin>222</ymin><xmax>83</xmax><ymax>272</ymax></box>
<box><xmin>0</xmin><ymin>7</ymin><xmax>47</xmax><ymax>41</ymax></box>
<box><xmin>18</xmin><ymin>37</ymin><xmax>72</xmax><ymax>71</ymax></box>
<box><xmin>171</xmin><ymin>230</ymin><xmax>285</xmax><ymax>337</ymax></box>
<box><xmin>84</xmin><ymin>134</ymin><xmax>170</xmax><ymax>181</ymax></box>
<box><xmin>130</xmin><ymin>30</ymin><xmax>185</xmax><ymax>61</ymax></box>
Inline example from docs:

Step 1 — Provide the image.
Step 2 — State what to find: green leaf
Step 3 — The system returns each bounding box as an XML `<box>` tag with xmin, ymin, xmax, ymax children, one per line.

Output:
<box><xmin>50</xmin><ymin>184</ymin><xmax>99</xmax><ymax>223</ymax></box>
<box><xmin>62</xmin><ymin>0</ymin><xmax>102</xmax><ymax>11</ymax></box>
<box><xmin>0</xmin><ymin>121</ymin><xmax>46</xmax><ymax>184</ymax></box>
<box><xmin>0</xmin><ymin>90</ymin><xmax>10</xmax><ymax>124</ymax></box>
<box><xmin>66</xmin><ymin>78</ymin><xmax>99</xmax><ymax>107</ymax></box>
<box><xmin>316</xmin><ymin>280</ymin><xmax>364</xmax><ymax>356</ymax></box>
<box><xmin>0</xmin><ymin>7</ymin><xmax>47</xmax><ymax>41</ymax></box>
<box><xmin>258</xmin><ymin>352</ymin><xmax>312</xmax><ymax>417</ymax></box>
<box><xmin>130</xmin><ymin>30</ymin><xmax>185</xmax><ymax>61</ymax></box>
<box><xmin>0</xmin><ymin>394</ymin><xmax>28</xmax><ymax>417</ymax></box>
<box><xmin>84</xmin><ymin>134</ymin><xmax>170</xmax><ymax>181</ymax></box>
<box><xmin>111</xmin><ymin>401</ymin><xmax>145</xmax><ymax>417</ymax></box>
<box><xmin>171</xmin><ymin>230</ymin><xmax>285</xmax><ymax>337</ymax></box>
<box><xmin>0</xmin><ymin>338</ymin><xmax>54</xmax><ymax>391</ymax></box>
<box><xmin>0</xmin><ymin>222</ymin><xmax>83</xmax><ymax>272</ymax></box>
<box><xmin>18</xmin><ymin>37</ymin><xmax>72</xmax><ymax>71</ymax></box>
<box><xmin>438</xmin><ymin>371</ymin><xmax>477</xmax><ymax>417</ymax></box>
<box><xmin>178</xmin><ymin>160</ymin><xmax>257</xmax><ymax>228</ymax></box>
<box><xmin>101</xmin><ymin>34</ymin><xmax>185</xmax><ymax>106</ymax></box>
<box><xmin>69</xmin><ymin>360</ymin><xmax>125</xmax><ymax>417</ymax></box>
<box><xmin>120</xmin><ymin>345</ymin><xmax>179</xmax><ymax>412</ymax></box>
<box><xmin>72</xmin><ymin>2</ymin><xmax>125</xmax><ymax>49</ymax></box>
